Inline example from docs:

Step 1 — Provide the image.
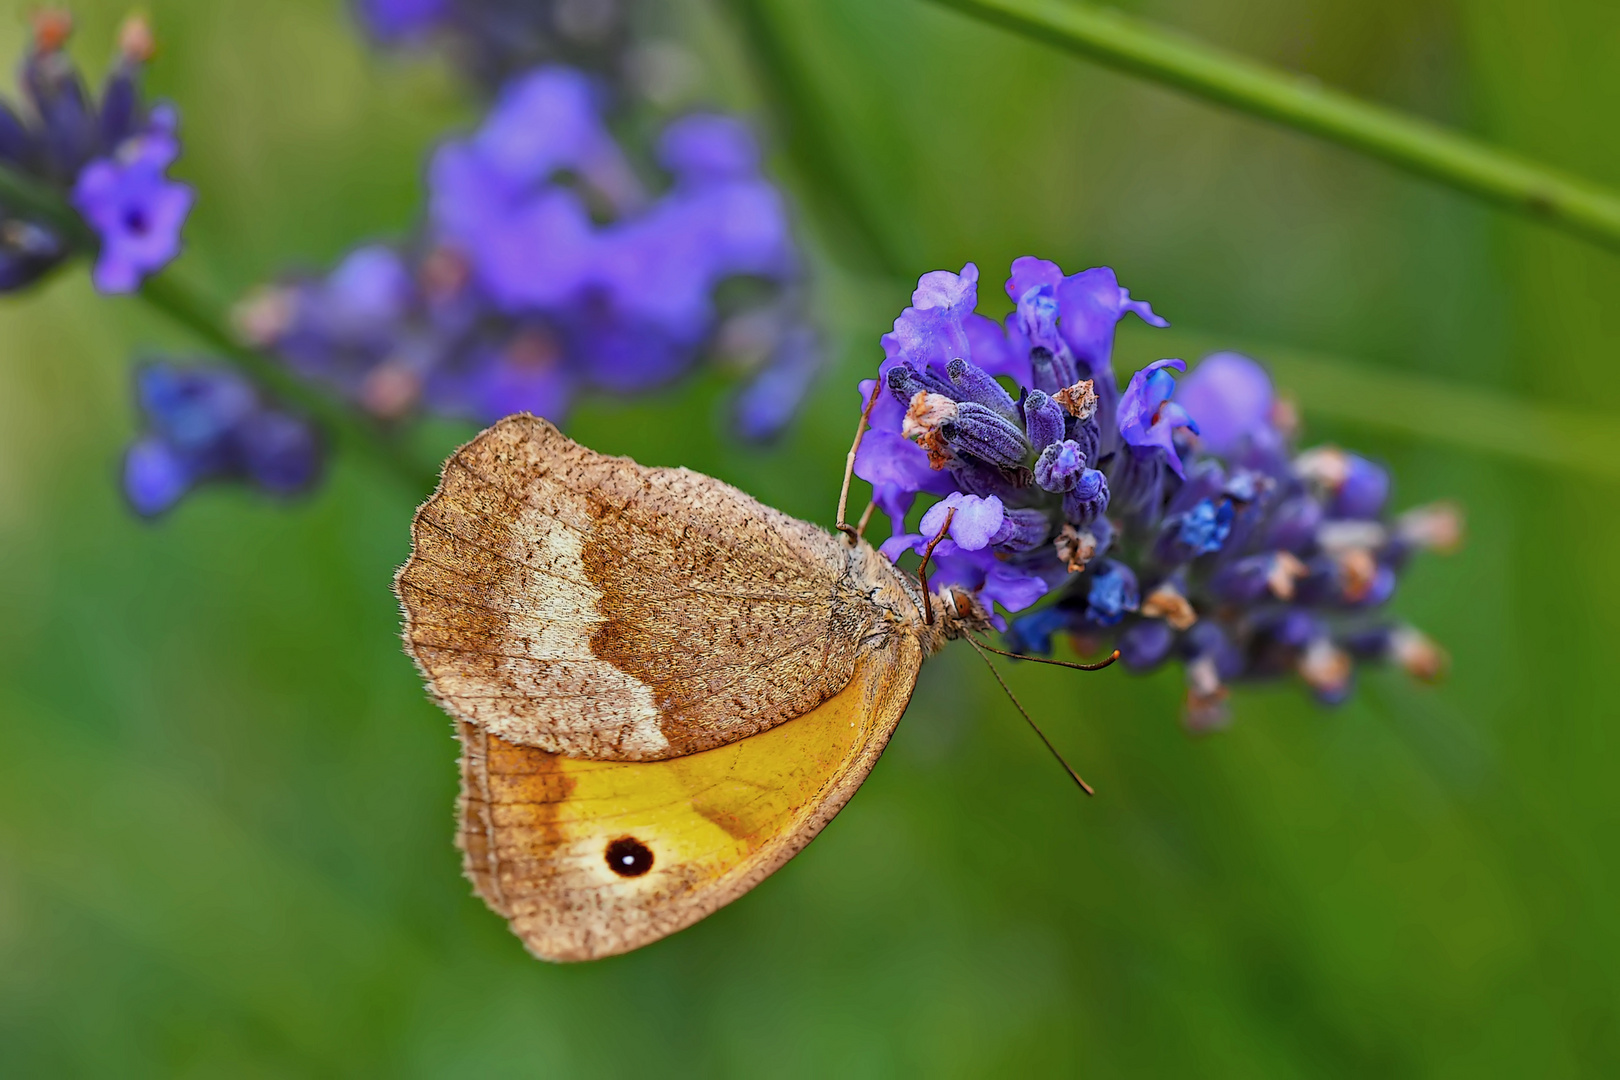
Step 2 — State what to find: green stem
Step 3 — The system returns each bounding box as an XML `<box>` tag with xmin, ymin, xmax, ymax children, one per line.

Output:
<box><xmin>0</xmin><ymin>160</ymin><xmax>93</xmax><ymax>243</ymax></box>
<box><xmin>0</xmin><ymin>161</ymin><xmax>435</xmax><ymax>494</ymax></box>
<box><xmin>930</xmin><ymin>0</ymin><xmax>1620</xmax><ymax>252</ymax></box>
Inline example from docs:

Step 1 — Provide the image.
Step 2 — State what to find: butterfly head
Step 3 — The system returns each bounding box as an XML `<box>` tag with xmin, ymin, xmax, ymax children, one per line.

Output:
<box><xmin>935</xmin><ymin>585</ymin><xmax>996</xmax><ymax>640</ymax></box>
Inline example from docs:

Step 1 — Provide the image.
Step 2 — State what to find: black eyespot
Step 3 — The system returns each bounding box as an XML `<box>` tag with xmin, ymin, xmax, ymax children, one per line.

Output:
<box><xmin>605</xmin><ymin>836</ymin><xmax>654</xmax><ymax>877</ymax></box>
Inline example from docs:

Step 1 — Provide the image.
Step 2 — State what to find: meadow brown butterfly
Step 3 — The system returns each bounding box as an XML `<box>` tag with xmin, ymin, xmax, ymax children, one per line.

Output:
<box><xmin>394</xmin><ymin>414</ymin><xmax>1078</xmax><ymax>962</ymax></box>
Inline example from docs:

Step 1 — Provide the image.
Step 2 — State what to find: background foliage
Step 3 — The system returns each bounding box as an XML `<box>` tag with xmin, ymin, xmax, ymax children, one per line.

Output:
<box><xmin>1</xmin><ymin>0</ymin><xmax>1615</xmax><ymax>1074</ymax></box>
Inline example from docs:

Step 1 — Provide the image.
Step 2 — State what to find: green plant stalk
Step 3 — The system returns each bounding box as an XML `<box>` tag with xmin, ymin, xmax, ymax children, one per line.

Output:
<box><xmin>930</xmin><ymin>0</ymin><xmax>1620</xmax><ymax>252</ymax></box>
<box><xmin>0</xmin><ymin>161</ymin><xmax>435</xmax><ymax>494</ymax></box>
<box><xmin>0</xmin><ymin>160</ymin><xmax>93</xmax><ymax>244</ymax></box>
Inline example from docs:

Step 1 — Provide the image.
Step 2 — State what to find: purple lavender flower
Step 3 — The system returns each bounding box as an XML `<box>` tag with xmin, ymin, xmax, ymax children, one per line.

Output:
<box><xmin>859</xmin><ymin>258</ymin><xmax>1458</xmax><ymax>729</ymax></box>
<box><xmin>245</xmin><ymin>66</ymin><xmax>816</xmax><ymax>439</ymax></box>
<box><xmin>427</xmin><ymin>67</ymin><xmax>626</xmax><ymax>311</ymax></box>
<box><xmin>72</xmin><ymin>107</ymin><xmax>193</xmax><ymax>293</ymax></box>
<box><xmin>0</xmin><ymin>14</ymin><xmax>192</xmax><ymax>294</ymax></box>
<box><xmin>1175</xmin><ymin>351</ymin><xmax>1272</xmax><ymax>455</ymax></box>
<box><xmin>731</xmin><ymin>325</ymin><xmax>820</xmax><ymax>441</ymax></box>
<box><xmin>124</xmin><ymin>362</ymin><xmax>322</xmax><ymax>517</ymax></box>
<box><xmin>1117</xmin><ymin>359</ymin><xmax>1198</xmax><ymax>476</ymax></box>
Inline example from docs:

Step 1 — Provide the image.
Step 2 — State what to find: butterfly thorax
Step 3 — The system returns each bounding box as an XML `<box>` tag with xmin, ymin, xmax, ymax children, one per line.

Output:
<box><xmin>846</xmin><ymin>539</ymin><xmax>996</xmax><ymax>658</ymax></box>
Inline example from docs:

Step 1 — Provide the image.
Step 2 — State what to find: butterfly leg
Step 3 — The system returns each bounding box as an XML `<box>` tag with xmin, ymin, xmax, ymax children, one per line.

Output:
<box><xmin>915</xmin><ymin>508</ymin><xmax>955</xmax><ymax>625</ymax></box>
<box><xmin>836</xmin><ymin>382</ymin><xmax>883</xmax><ymax>544</ymax></box>
<box><xmin>855</xmin><ymin>499</ymin><xmax>877</xmax><ymax>539</ymax></box>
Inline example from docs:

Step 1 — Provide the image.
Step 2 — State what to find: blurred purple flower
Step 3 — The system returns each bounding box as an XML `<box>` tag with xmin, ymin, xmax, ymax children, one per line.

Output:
<box><xmin>1175</xmin><ymin>352</ymin><xmax>1272</xmax><ymax>456</ymax></box>
<box><xmin>0</xmin><ymin>15</ymin><xmax>192</xmax><ymax>294</ymax></box>
<box><xmin>124</xmin><ymin>362</ymin><xmax>322</xmax><ymax>517</ymax></box>
<box><xmin>72</xmin><ymin>108</ymin><xmax>193</xmax><ymax>293</ymax></box>
<box><xmin>248</xmin><ymin>66</ymin><xmax>816</xmax><ymax>440</ymax></box>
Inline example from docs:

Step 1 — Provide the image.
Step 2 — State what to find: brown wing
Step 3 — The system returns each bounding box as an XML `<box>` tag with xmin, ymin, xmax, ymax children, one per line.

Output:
<box><xmin>456</xmin><ymin>632</ymin><xmax>923</xmax><ymax>962</ymax></box>
<box><xmin>395</xmin><ymin>414</ymin><xmax>881</xmax><ymax>761</ymax></box>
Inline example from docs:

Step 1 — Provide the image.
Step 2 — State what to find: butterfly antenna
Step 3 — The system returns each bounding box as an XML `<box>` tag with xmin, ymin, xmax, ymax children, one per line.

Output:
<box><xmin>963</xmin><ymin>633</ymin><xmax>1095</xmax><ymax>796</ymax></box>
<box><xmin>836</xmin><ymin>382</ymin><xmax>883</xmax><ymax>545</ymax></box>
<box><xmin>969</xmin><ymin>634</ymin><xmax>1121</xmax><ymax>672</ymax></box>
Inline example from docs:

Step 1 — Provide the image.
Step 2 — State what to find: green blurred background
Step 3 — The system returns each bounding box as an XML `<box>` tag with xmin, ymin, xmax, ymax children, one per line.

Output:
<box><xmin>2</xmin><ymin>0</ymin><xmax>1616</xmax><ymax>1074</ymax></box>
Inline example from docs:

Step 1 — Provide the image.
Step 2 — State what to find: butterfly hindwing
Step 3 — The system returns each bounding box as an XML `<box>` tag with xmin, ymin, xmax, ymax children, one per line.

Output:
<box><xmin>456</xmin><ymin>635</ymin><xmax>924</xmax><ymax>961</ymax></box>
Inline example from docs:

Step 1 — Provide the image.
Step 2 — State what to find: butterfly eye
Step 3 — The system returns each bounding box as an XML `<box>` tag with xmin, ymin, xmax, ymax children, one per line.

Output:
<box><xmin>604</xmin><ymin>836</ymin><xmax>654</xmax><ymax>878</ymax></box>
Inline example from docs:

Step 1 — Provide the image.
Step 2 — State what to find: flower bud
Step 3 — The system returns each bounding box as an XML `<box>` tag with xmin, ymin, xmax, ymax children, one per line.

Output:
<box><xmin>1061</xmin><ymin>468</ymin><xmax>1109</xmax><ymax>525</ymax></box>
<box><xmin>1034</xmin><ymin>439</ymin><xmax>1087</xmax><ymax>492</ymax></box>
<box><xmin>1024</xmin><ymin>389</ymin><xmax>1065</xmax><ymax>451</ymax></box>
<box><xmin>947</xmin><ymin>356</ymin><xmax>1018</xmax><ymax>419</ymax></box>
<box><xmin>939</xmin><ymin>401</ymin><xmax>1030</xmax><ymax>468</ymax></box>
<box><xmin>990</xmin><ymin>507</ymin><xmax>1051</xmax><ymax>552</ymax></box>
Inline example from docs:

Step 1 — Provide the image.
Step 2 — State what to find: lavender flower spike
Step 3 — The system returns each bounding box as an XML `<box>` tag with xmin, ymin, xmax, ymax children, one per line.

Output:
<box><xmin>860</xmin><ymin>258</ymin><xmax>1458</xmax><ymax>730</ymax></box>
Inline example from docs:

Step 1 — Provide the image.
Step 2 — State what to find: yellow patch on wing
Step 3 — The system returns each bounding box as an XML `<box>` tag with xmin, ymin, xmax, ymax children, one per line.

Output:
<box><xmin>458</xmin><ymin>637</ymin><xmax>921</xmax><ymax>962</ymax></box>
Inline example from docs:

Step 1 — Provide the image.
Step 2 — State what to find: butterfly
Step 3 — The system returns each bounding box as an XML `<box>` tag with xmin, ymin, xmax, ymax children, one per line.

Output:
<box><xmin>394</xmin><ymin>413</ymin><xmax>1109</xmax><ymax>962</ymax></box>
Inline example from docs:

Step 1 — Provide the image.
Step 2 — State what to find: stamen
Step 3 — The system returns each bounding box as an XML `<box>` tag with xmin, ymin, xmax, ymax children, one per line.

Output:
<box><xmin>1390</xmin><ymin>626</ymin><xmax>1448</xmax><ymax>681</ymax></box>
<box><xmin>32</xmin><ymin>9</ymin><xmax>73</xmax><ymax>53</ymax></box>
<box><xmin>1269</xmin><ymin>395</ymin><xmax>1301</xmax><ymax>440</ymax></box>
<box><xmin>1334</xmin><ymin>548</ymin><xmax>1379</xmax><ymax>603</ymax></box>
<box><xmin>118</xmin><ymin>14</ymin><xmax>155</xmax><ymax>63</ymax></box>
<box><xmin>231</xmin><ymin>286</ymin><xmax>296</xmax><ymax>346</ymax></box>
<box><xmin>917</xmin><ymin>427</ymin><xmax>952</xmax><ymax>469</ymax></box>
<box><xmin>1183</xmin><ymin>656</ymin><xmax>1229</xmax><ymax>732</ymax></box>
<box><xmin>1298</xmin><ymin>638</ymin><xmax>1352</xmax><ymax>697</ymax></box>
<box><xmin>902</xmin><ymin>391</ymin><xmax>958</xmax><ymax>440</ymax></box>
<box><xmin>1316</xmin><ymin>519</ymin><xmax>1387</xmax><ymax>553</ymax></box>
<box><xmin>1294</xmin><ymin>445</ymin><xmax>1351</xmax><ymax>488</ymax></box>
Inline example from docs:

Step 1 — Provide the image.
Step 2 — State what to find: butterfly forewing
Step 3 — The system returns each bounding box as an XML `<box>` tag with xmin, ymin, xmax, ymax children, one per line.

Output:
<box><xmin>396</xmin><ymin>414</ymin><xmax>881</xmax><ymax>761</ymax></box>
